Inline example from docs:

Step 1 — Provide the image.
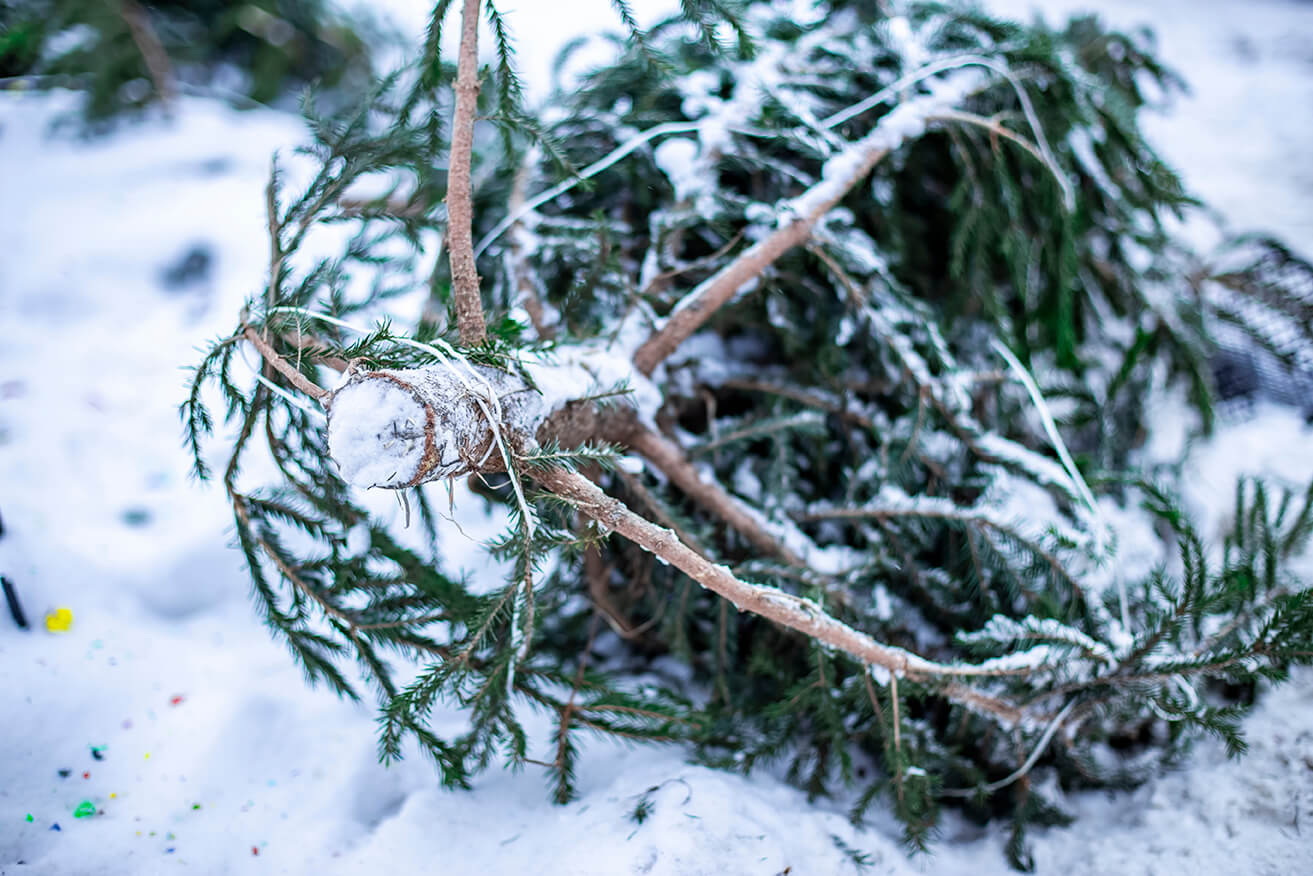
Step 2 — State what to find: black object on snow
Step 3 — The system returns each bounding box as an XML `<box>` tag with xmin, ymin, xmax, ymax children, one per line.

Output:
<box><xmin>2</xmin><ymin>576</ymin><xmax>28</xmax><ymax>630</ymax></box>
<box><xmin>0</xmin><ymin>504</ymin><xmax>28</xmax><ymax>630</ymax></box>
<box><xmin>160</xmin><ymin>244</ymin><xmax>214</xmax><ymax>292</ymax></box>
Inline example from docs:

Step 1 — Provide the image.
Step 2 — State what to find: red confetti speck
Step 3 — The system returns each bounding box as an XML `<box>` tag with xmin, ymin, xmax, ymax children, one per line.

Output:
<box><xmin>169</xmin><ymin>695</ymin><xmax>185</xmax><ymax>707</ymax></box>
<box><xmin>252</xmin><ymin>846</ymin><xmax>259</xmax><ymax>856</ymax></box>
<box><xmin>82</xmin><ymin>772</ymin><xmax>90</xmax><ymax>780</ymax></box>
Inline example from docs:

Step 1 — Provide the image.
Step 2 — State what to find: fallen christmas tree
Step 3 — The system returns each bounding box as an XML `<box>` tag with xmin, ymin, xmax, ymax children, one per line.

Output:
<box><xmin>184</xmin><ymin>0</ymin><xmax>1313</xmax><ymax>867</ymax></box>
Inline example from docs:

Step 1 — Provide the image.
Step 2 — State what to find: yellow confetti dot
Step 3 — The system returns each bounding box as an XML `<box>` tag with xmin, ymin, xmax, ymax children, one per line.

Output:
<box><xmin>110</xmin><ymin>793</ymin><xmax>117</xmax><ymax>799</ymax></box>
<box><xmin>144</xmin><ymin>753</ymin><xmax>151</xmax><ymax>760</ymax></box>
<box><xmin>44</xmin><ymin>607</ymin><xmax>74</xmax><ymax>633</ymax></box>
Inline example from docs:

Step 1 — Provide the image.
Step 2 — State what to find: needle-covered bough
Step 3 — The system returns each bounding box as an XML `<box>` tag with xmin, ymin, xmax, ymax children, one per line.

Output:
<box><xmin>185</xmin><ymin>0</ymin><xmax>1313</xmax><ymax>864</ymax></box>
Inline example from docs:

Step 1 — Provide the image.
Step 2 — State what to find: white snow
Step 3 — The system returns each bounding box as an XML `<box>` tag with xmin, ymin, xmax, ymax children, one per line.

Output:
<box><xmin>3</xmin><ymin>0</ymin><xmax>1313</xmax><ymax>873</ymax></box>
<box><xmin>327</xmin><ymin>377</ymin><xmax>429</xmax><ymax>488</ymax></box>
<box><xmin>652</xmin><ymin>137</ymin><xmax>702</xmax><ymax>201</ymax></box>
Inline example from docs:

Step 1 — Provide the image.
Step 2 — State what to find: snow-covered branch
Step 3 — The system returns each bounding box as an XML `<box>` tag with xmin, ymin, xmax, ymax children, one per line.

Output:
<box><xmin>533</xmin><ymin>466</ymin><xmax>1042</xmax><ymax>692</ymax></box>
<box><xmin>631</xmin><ymin>77</ymin><xmax>976</xmax><ymax>376</ymax></box>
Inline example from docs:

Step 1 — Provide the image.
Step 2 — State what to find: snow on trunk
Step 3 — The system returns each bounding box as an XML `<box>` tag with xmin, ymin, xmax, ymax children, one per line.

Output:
<box><xmin>327</xmin><ymin>365</ymin><xmax>541</xmax><ymax>487</ymax></box>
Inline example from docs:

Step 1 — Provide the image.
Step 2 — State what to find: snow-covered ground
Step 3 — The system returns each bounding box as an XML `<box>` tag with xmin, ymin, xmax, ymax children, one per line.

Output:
<box><xmin>2</xmin><ymin>1</ymin><xmax>1312</xmax><ymax>873</ymax></box>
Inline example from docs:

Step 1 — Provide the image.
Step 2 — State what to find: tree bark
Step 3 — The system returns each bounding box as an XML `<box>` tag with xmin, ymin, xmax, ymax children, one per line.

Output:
<box><xmin>447</xmin><ymin>0</ymin><xmax>488</xmax><ymax>346</ymax></box>
<box><xmin>631</xmin><ymin>82</ymin><xmax>975</xmax><ymax>376</ymax></box>
<box><xmin>533</xmin><ymin>466</ymin><xmax>1032</xmax><ymax>687</ymax></box>
<box><xmin>621</xmin><ymin>423</ymin><xmax>806</xmax><ymax>567</ymax></box>
<box><xmin>631</xmin><ymin>140</ymin><xmax>893</xmax><ymax>375</ymax></box>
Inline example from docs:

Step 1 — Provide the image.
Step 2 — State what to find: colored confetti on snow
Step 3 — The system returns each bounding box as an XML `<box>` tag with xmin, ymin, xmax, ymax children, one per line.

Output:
<box><xmin>90</xmin><ymin>745</ymin><xmax>106</xmax><ymax>761</ymax></box>
<box><xmin>82</xmin><ymin>771</ymin><xmax>90</xmax><ymax>779</ymax></box>
<box><xmin>73</xmin><ymin>801</ymin><xmax>96</xmax><ymax>818</ymax></box>
<box><xmin>57</xmin><ymin>769</ymin><xmax>70</xmax><ymax>778</ymax></box>
<box><xmin>50</xmin><ymin>823</ymin><xmax>61</xmax><ymax>832</ymax></box>
<box><xmin>44</xmin><ymin>607</ymin><xmax>74</xmax><ymax>632</ymax></box>
<box><xmin>25</xmin><ymin>813</ymin><xmax>33</xmax><ymax>822</ymax></box>
<box><xmin>169</xmin><ymin>695</ymin><xmax>185</xmax><ymax>706</ymax></box>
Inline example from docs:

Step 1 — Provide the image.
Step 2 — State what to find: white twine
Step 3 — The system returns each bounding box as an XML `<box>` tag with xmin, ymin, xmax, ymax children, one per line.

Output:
<box><xmin>269</xmin><ymin>306</ymin><xmax>538</xmax><ymax>536</ymax></box>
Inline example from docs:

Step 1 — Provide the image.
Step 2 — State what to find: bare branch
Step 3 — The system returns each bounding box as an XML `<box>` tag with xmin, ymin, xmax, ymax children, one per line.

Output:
<box><xmin>243</xmin><ymin>327</ymin><xmax>329</xmax><ymax>402</ymax></box>
<box><xmin>534</xmin><ymin>466</ymin><xmax>1036</xmax><ymax>686</ymax></box>
<box><xmin>119</xmin><ymin>0</ymin><xmax>176</xmax><ymax>113</ymax></box>
<box><xmin>631</xmin><ymin>77</ymin><xmax>983</xmax><ymax>376</ymax></box>
<box><xmin>631</xmin><ymin>134</ymin><xmax>892</xmax><ymax>374</ymax></box>
<box><xmin>622</xmin><ymin>422</ymin><xmax>806</xmax><ymax>567</ymax></box>
<box><xmin>447</xmin><ymin>0</ymin><xmax>488</xmax><ymax>346</ymax></box>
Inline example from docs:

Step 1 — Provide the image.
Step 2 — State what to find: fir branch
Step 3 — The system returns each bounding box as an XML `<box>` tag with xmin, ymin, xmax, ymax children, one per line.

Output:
<box><xmin>535</xmin><ymin>466</ymin><xmax>1047</xmax><ymax>687</ymax></box>
<box><xmin>632</xmin><ymin>76</ymin><xmax>981</xmax><ymax>375</ymax></box>
<box><xmin>474</xmin><ymin>121</ymin><xmax>702</xmax><ymax>258</ymax></box>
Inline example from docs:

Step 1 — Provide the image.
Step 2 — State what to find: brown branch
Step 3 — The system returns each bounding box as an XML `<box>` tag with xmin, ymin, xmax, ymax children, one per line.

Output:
<box><xmin>533</xmin><ymin>466</ymin><xmax>1034</xmax><ymax>687</ymax></box>
<box><xmin>622</xmin><ymin>422</ymin><xmax>806</xmax><ymax>568</ymax></box>
<box><xmin>447</xmin><ymin>0</ymin><xmax>488</xmax><ymax>346</ymax></box>
<box><xmin>284</xmin><ymin>328</ymin><xmax>350</xmax><ymax>374</ymax></box>
<box><xmin>890</xmin><ymin>674</ymin><xmax>904</xmax><ymax>801</ymax></box>
<box><xmin>632</xmin><ymin>134</ymin><xmax>895</xmax><ymax>375</ymax></box>
<box><xmin>335</xmin><ymin>196</ymin><xmax>427</xmax><ymax>220</ymax></box>
<box><xmin>613</xmin><ymin>467</ymin><xmax>712</xmax><ymax>559</ymax></box>
<box><xmin>119</xmin><ymin>0</ymin><xmax>176</xmax><ymax>112</ymax></box>
<box><xmin>242</xmin><ymin>328</ymin><xmax>329</xmax><ymax>402</ymax></box>
<box><xmin>640</xmin><ymin>230</ymin><xmax>746</xmax><ymax>300</ymax></box>
<box><xmin>941</xmin><ymin>681</ymin><xmax>1024</xmax><ymax>724</ymax></box>
<box><xmin>583</xmin><ymin>544</ymin><xmax>636</xmax><ymax>639</ymax></box>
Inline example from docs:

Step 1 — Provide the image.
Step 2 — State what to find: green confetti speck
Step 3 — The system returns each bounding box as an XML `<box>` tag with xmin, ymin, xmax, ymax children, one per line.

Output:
<box><xmin>73</xmin><ymin>800</ymin><xmax>96</xmax><ymax>819</ymax></box>
<box><xmin>25</xmin><ymin>813</ymin><xmax>34</xmax><ymax>822</ymax></box>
